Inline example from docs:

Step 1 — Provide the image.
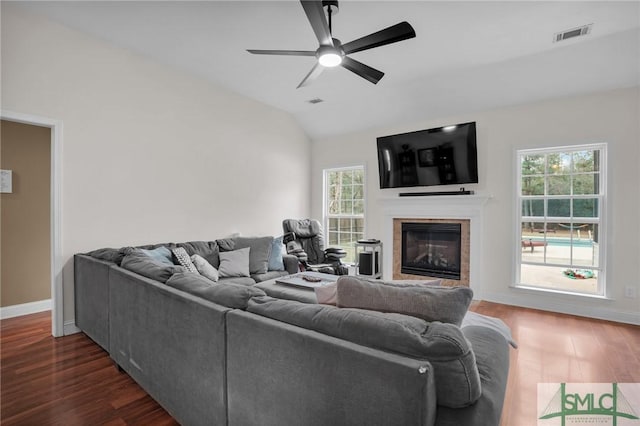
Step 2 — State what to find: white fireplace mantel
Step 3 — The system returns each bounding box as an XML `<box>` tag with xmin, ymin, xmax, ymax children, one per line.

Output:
<box><xmin>378</xmin><ymin>193</ymin><xmax>491</xmax><ymax>298</ymax></box>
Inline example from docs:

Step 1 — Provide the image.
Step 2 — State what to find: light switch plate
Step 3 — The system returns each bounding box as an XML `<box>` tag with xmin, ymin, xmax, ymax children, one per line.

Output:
<box><xmin>0</xmin><ymin>170</ymin><xmax>12</xmax><ymax>193</ymax></box>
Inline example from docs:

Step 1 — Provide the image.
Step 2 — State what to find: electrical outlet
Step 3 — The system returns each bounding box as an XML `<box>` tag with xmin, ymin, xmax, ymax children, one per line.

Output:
<box><xmin>624</xmin><ymin>286</ymin><xmax>637</xmax><ymax>298</ymax></box>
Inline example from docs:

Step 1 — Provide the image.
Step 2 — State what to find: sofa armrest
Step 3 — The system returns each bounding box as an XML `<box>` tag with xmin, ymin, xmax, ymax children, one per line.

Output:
<box><xmin>283</xmin><ymin>254</ymin><xmax>299</xmax><ymax>274</ymax></box>
<box><xmin>227</xmin><ymin>310</ymin><xmax>437</xmax><ymax>426</ymax></box>
<box><xmin>109</xmin><ymin>266</ymin><xmax>230</xmax><ymax>426</ymax></box>
<box><xmin>434</xmin><ymin>326</ymin><xmax>510</xmax><ymax>426</ymax></box>
<box><xmin>74</xmin><ymin>254</ymin><xmax>113</xmax><ymax>351</ymax></box>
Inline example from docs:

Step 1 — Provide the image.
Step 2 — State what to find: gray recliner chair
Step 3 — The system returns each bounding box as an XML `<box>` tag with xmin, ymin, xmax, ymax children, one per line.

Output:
<box><xmin>282</xmin><ymin>219</ymin><xmax>348</xmax><ymax>275</ymax></box>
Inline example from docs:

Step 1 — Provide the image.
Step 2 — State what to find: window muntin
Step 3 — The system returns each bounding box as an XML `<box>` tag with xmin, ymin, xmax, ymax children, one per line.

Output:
<box><xmin>517</xmin><ymin>145</ymin><xmax>606</xmax><ymax>296</ymax></box>
<box><xmin>324</xmin><ymin>166</ymin><xmax>365</xmax><ymax>263</ymax></box>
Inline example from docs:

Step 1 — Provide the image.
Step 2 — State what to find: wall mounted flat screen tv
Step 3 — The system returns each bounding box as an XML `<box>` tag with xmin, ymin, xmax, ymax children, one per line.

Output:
<box><xmin>377</xmin><ymin>122</ymin><xmax>478</xmax><ymax>189</ymax></box>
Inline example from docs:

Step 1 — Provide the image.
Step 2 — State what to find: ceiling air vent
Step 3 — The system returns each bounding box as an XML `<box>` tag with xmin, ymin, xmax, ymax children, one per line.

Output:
<box><xmin>307</xmin><ymin>98</ymin><xmax>324</xmax><ymax>104</ymax></box>
<box><xmin>553</xmin><ymin>24</ymin><xmax>592</xmax><ymax>43</ymax></box>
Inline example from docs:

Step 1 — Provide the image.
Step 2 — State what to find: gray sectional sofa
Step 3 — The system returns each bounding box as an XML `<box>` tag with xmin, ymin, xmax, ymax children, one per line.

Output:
<box><xmin>74</xmin><ymin>237</ymin><xmax>510</xmax><ymax>426</ymax></box>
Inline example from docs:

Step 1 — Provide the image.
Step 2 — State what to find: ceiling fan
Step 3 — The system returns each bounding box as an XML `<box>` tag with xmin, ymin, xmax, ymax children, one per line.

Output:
<box><xmin>247</xmin><ymin>0</ymin><xmax>416</xmax><ymax>88</ymax></box>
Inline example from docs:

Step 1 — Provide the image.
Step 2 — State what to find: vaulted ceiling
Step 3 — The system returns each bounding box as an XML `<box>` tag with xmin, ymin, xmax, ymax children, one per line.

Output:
<box><xmin>14</xmin><ymin>1</ymin><xmax>640</xmax><ymax>140</ymax></box>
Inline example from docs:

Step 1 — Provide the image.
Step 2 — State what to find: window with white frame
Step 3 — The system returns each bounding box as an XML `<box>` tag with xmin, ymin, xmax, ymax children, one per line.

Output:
<box><xmin>516</xmin><ymin>144</ymin><xmax>606</xmax><ymax>296</ymax></box>
<box><xmin>324</xmin><ymin>166</ymin><xmax>365</xmax><ymax>263</ymax></box>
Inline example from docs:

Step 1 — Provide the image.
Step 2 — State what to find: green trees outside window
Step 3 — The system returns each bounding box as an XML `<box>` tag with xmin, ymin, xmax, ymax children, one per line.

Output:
<box><xmin>324</xmin><ymin>167</ymin><xmax>365</xmax><ymax>263</ymax></box>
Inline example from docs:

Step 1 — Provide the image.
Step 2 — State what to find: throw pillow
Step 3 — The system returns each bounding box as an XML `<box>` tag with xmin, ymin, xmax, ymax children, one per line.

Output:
<box><xmin>218</xmin><ymin>247</ymin><xmax>251</xmax><ymax>278</ymax></box>
<box><xmin>267</xmin><ymin>235</ymin><xmax>285</xmax><ymax>271</ymax></box>
<box><xmin>314</xmin><ymin>281</ymin><xmax>337</xmax><ymax>305</ymax></box>
<box><xmin>191</xmin><ymin>254</ymin><xmax>219</xmax><ymax>282</ymax></box>
<box><xmin>335</xmin><ymin>276</ymin><xmax>473</xmax><ymax>326</ymax></box>
<box><xmin>171</xmin><ymin>247</ymin><xmax>199</xmax><ymax>274</ymax></box>
<box><xmin>139</xmin><ymin>246</ymin><xmax>174</xmax><ymax>266</ymax></box>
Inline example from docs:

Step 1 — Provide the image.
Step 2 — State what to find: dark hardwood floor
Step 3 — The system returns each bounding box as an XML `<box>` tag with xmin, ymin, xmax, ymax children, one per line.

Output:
<box><xmin>0</xmin><ymin>311</ymin><xmax>177</xmax><ymax>426</ymax></box>
<box><xmin>2</xmin><ymin>303</ymin><xmax>639</xmax><ymax>425</ymax></box>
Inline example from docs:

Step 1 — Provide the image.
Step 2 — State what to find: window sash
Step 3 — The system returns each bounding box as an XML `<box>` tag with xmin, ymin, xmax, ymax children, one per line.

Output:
<box><xmin>515</xmin><ymin>144</ymin><xmax>606</xmax><ymax>296</ymax></box>
<box><xmin>324</xmin><ymin>166</ymin><xmax>365</xmax><ymax>263</ymax></box>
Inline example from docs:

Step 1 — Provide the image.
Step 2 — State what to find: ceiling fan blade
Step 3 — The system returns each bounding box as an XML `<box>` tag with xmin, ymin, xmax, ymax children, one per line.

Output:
<box><xmin>300</xmin><ymin>1</ymin><xmax>333</xmax><ymax>47</ymax></box>
<box><xmin>297</xmin><ymin>62</ymin><xmax>324</xmax><ymax>89</ymax></box>
<box><xmin>341</xmin><ymin>56</ymin><xmax>384</xmax><ymax>85</ymax></box>
<box><xmin>247</xmin><ymin>49</ymin><xmax>316</xmax><ymax>56</ymax></box>
<box><xmin>342</xmin><ymin>21</ymin><xmax>416</xmax><ymax>55</ymax></box>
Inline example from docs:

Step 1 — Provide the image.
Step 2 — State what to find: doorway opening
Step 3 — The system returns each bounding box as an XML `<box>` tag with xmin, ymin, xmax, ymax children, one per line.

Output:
<box><xmin>1</xmin><ymin>111</ymin><xmax>63</xmax><ymax>337</ymax></box>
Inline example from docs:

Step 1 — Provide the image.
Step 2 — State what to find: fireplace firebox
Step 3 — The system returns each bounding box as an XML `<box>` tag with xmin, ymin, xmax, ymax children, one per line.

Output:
<box><xmin>401</xmin><ymin>222</ymin><xmax>462</xmax><ymax>280</ymax></box>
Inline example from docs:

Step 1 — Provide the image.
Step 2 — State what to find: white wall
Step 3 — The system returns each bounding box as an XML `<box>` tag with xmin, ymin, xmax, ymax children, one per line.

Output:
<box><xmin>312</xmin><ymin>87</ymin><xmax>640</xmax><ymax>324</ymax></box>
<box><xmin>1</xmin><ymin>4</ymin><xmax>311</xmax><ymax>323</ymax></box>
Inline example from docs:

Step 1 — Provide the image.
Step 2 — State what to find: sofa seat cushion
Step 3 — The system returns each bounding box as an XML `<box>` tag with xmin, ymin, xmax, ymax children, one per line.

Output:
<box><xmin>166</xmin><ymin>272</ymin><xmax>265</xmax><ymax>309</ymax></box>
<box><xmin>251</xmin><ymin>270</ymin><xmax>290</xmax><ymax>283</ymax></box>
<box><xmin>336</xmin><ymin>276</ymin><xmax>473</xmax><ymax>326</ymax></box>
<box><xmin>254</xmin><ymin>280</ymin><xmax>318</xmax><ymax>304</ymax></box>
<box><xmin>217</xmin><ymin>236</ymin><xmax>274</xmax><ymax>275</ymax></box>
<box><xmin>247</xmin><ymin>296</ymin><xmax>481</xmax><ymax>408</ymax></box>
<box><xmin>120</xmin><ymin>249</ymin><xmax>186</xmax><ymax>283</ymax></box>
<box><xmin>218</xmin><ymin>276</ymin><xmax>256</xmax><ymax>286</ymax></box>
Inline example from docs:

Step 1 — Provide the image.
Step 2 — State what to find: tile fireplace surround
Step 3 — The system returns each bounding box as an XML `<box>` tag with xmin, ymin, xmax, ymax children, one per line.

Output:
<box><xmin>379</xmin><ymin>194</ymin><xmax>491</xmax><ymax>298</ymax></box>
<box><xmin>394</xmin><ymin>218</ymin><xmax>470</xmax><ymax>286</ymax></box>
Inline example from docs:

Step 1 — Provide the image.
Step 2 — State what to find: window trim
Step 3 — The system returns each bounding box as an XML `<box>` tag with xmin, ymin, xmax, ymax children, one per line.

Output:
<box><xmin>323</xmin><ymin>165</ymin><xmax>366</xmax><ymax>263</ymax></box>
<box><xmin>513</xmin><ymin>143</ymin><xmax>608</xmax><ymax>297</ymax></box>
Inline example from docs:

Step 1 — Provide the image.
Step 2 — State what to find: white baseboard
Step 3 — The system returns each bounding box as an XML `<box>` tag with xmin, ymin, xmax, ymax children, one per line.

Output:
<box><xmin>0</xmin><ymin>299</ymin><xmax>51</xmax><ymax>319</ymax></box>
<box><xmin>64</xmin><ymin>320</ymin><xmax>81</xmax><ymax>335</ymax></box>
<box><xmin>483</xmin><ymin>291</ymin><xmax>640</xmax><ymax>325</ymax></box>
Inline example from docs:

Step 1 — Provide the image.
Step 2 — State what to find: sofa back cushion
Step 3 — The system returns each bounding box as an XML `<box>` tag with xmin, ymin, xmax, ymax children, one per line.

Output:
<box><xmin>88</xmin><ymin>242</ymin><xmax>173</xmax><ymax>266</ymax></box>
<box><xmin>336</xmin><ymin>276</ymin><xmax>473</xmax><ymax>326</ymax></box>
<box><xmin>166</xmin><ymin>272</ymin><xmax>266</xmax><ymax>309</ymax></box>
<box><xmin>88</xmin><ymin>247</ymin><xmax>126</xmax><ymax>265</ymax></box>
<box><xmin>247</xmin><ymin>296</ymin><xmax>481</xmax><ymax>408</ymax></box>
<box><xmin>217</xmin><ymin>236</ymin><xmax>273</xmax><ymax>275</ymax></box>
<box><xmin>120</xmin><ymin>249</ymin><xmax>186</xmax><ymax>283</ymax></box>
<box><xmin>175</xmin><ymin>241</ymin><xmax>220</xmax><ymax>268</ymax></box>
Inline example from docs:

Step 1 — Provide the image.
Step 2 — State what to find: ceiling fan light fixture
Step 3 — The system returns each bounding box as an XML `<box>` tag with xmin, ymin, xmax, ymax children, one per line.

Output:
<box><xmin>316</xmin><ymin>45</ymin><xmax>343</xmax><ymax>67</ymax></box>
<box><xmin>318</xmin><ymin>52</ymin><xmax>342</xmax><ymax>67</ymax></box>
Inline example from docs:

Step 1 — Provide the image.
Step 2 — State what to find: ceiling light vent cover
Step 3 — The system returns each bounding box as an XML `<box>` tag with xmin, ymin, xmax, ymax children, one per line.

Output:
<box><xmin>553</xmin><ymin>24</ymin><xmax>592</xmax><ymax>43</ymax></box>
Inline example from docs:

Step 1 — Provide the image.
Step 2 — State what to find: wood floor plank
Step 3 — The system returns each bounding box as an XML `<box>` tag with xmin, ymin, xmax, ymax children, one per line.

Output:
<box><xmin>468</xmin><ymin>301</ymin><xmax>640</xmax><ymax>425</ymax></box>
<box><xmin>2</xmin><ymin>305</ymin><xmax>639</xmax><ymax>425</ymax></box>
<box><xmin>1</xmin><ymin>312</ymin><xmax>178</xmax><ymax>426</ymax></box>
